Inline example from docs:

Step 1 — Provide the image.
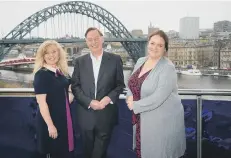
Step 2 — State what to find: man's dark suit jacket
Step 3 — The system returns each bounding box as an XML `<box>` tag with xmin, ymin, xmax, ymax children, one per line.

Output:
<box><xmin>71</xmin><ymin>52</ymin><xmax>125</xmax><ymax>131</ymax></box>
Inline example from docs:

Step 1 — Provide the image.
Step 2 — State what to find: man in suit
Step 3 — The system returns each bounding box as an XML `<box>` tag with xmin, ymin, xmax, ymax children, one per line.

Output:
<box><xmin>71</xmin><ymin>27</ymin><xmax>125</xmax><ymax>158</ymax></box>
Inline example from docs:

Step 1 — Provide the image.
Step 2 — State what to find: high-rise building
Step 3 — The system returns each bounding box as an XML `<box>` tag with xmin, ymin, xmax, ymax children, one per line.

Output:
<box><xmin>214</xmin><ymin>20</ymin><xmax>231</xmax><ymax>32</ymax></box>
<box><xmin>179</xmin><ymin>17</ymin><xmax>199</xmax><ymax>39</ymax></box>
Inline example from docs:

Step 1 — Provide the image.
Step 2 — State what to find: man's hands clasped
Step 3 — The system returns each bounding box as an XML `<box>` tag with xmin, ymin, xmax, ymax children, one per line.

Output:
<box><xmin>89</xmin><ymin>96</ymin><xmax>111</xmax><ymax>110</ymax></box>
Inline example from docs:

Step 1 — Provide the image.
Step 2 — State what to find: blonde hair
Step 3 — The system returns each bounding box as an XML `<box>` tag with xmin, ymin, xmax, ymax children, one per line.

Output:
<box><xmin>33</xmin><ymin>40</ymin><xmax>69</xmax><ymax>76</ymax></box>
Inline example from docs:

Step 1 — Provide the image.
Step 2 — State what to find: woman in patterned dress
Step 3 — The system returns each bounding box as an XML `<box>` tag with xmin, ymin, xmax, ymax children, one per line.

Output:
<box><xmin>127</xmin><ymin>30</ymin><xmax>186</xmax><ymax>158</ymax></box>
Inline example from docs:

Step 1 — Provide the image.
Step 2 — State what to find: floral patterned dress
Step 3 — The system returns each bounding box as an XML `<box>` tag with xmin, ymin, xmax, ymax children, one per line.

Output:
<box><xmin>128</xmin><ymin>65</ymin><xmax>151</xmax><ymax>158</ymax></box>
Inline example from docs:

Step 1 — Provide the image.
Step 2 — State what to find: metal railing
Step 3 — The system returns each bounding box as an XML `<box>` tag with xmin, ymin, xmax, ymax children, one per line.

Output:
<box><xmin>1</xmin><ymin>88</ymin><xmax>231</xmax><ymax>158</ymax></box>
<box><xmin>1</xmin><ymin>88</ymin><xmax>231</xmax><ymax>95</ymax></box>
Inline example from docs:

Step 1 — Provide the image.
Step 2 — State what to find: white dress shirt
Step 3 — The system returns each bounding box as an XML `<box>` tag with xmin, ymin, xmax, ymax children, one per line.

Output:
<box><xmin>89</xmin><ymin>52</ymin><xmax>113</xmax><ymax>109</ymax></box>
<box><xmin>90</xmin><ymin>52</ymin><xmax>103</xmax><ymax>99</ymax></box>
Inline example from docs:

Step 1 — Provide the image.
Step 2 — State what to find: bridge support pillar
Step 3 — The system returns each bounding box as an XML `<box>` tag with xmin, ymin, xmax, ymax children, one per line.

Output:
<box><xmin>0</xmin><ymin>45</ymin><xmax>5</xmax><ymax>61</ymax></box>
<box><xmin>138</xmin><ymin>41</ymin><xmax>148</xmax><ymax>58</ymax></box>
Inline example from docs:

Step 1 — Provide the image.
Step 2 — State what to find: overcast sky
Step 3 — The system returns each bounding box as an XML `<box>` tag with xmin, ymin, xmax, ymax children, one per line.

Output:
<box><xmin>0</xmin><ymin>0</ymin><xmax>231</xmax><ymax>37</ymax></box>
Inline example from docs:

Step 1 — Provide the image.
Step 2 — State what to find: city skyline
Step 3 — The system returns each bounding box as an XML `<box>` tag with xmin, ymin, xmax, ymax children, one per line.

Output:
<box><xmin>0</xmin><ymin>0</ymin><xmax>231</xmax><ymax>37</ymax></box>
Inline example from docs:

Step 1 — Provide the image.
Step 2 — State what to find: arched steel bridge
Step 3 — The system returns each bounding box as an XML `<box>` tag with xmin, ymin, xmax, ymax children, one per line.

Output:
<box><xmin>0</xmin><ymin>1</ymin><xmax>147</xmax><ymax>61</ymax></box>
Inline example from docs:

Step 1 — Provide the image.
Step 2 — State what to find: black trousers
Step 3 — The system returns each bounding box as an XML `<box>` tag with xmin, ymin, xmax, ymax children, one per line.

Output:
<box><xmin>81</xmin><ymin>125</ymin><xmax>113</xmax><ymax>158</ymax></box>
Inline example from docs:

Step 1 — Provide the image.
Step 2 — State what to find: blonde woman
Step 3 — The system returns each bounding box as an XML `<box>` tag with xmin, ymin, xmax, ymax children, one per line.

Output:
<box><xmin>33</xmin><ymin>40</ymin><xmax>74</xmax><ymax>158</ymax></box>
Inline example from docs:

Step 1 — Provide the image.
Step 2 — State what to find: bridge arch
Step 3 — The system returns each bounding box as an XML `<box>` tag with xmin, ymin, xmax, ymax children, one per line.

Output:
<box><xmin>3</xmin><ymin>1</ymin><xmax>142</xmax><ymax>61</ymax></box>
